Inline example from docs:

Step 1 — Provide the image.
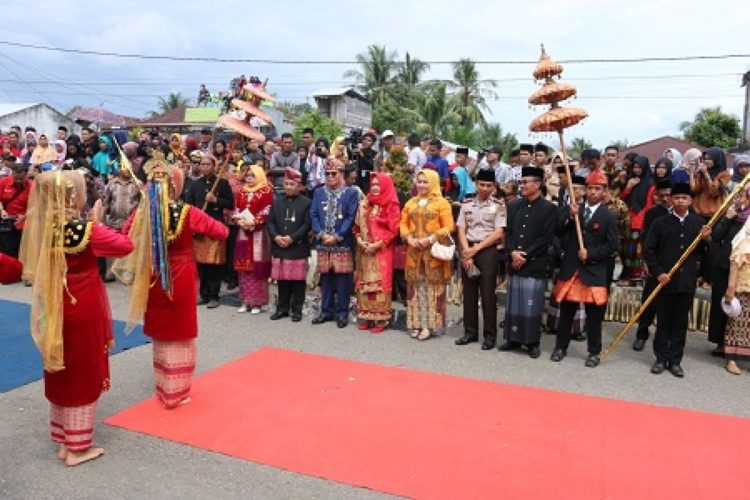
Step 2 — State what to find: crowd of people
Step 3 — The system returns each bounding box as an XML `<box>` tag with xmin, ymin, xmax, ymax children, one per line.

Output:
<box><xmin>2</xmin><ymin>119</ymin><xmax>750</xmax><ymax>466</ymax></box>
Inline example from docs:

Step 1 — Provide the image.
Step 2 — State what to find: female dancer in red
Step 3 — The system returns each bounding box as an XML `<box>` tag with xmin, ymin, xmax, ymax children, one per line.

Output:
<box><xmin>20</xmin><ymin>170</ymin><xmax>134</xmax><ymax>466</ymax></box>
<box><xmin>114</xmin><ymin>152</ymin><xmax>228</xmax><ymax>409</ymax></box>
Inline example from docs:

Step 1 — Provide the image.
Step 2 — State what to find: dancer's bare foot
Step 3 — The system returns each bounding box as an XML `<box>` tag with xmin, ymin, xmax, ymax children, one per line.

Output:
<box><xmin>65</xmin><ymin>447</ymin><xmax>104</xmax><ymax>467</ymax></box>
<box><xmin>57</xmin><ymin>444</ymin><xmax>67</xmax><ymax>461</ymax></box>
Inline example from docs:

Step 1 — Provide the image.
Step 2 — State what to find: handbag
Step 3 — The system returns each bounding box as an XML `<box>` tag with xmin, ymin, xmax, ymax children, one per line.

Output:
<box><xmin>430</xmin><ymin>234</ymin><xmax>455</xmax><ymax>261</ymax></box>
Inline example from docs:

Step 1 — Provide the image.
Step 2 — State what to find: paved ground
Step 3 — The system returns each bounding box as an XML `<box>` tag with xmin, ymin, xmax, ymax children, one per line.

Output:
<box><xmin>1</xmin><ymin>280</ymin><xmax>748</xmax><ymax>499</ymax></box>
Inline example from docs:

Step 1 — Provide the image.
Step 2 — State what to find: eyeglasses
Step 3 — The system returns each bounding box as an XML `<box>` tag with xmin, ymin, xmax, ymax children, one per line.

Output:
<box><xmin>325</xmin><ymin>171</ymin><xmax>340</xmax><ymax>177</ymax></box>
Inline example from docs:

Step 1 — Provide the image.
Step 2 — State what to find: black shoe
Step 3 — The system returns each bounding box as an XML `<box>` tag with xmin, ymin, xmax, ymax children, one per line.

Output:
<box><xmin>632</xmin><ymin>338</ymin><xmax>646</xmax><ymax>351</ymax></box>
<box><xmin>336</xmin><ymin>318</ymin><xmax>348</xmax><ymax>328</ymax></box>
<box><xmin>291</xmin><ymin>313</ymin><xmax>302</xmax><ymax>322</ymax></box>
<box><xmin>571</xmin><ymin>332</ymin><xmax>587</xmax><ymax>342</ymax></box>
<box><xmin>550</xmin><ymin>348</ymin><xmax>567</xmax><ymax>362</ymax></box>
<box><xmin>498</xmin><ymin>341</ymin><xmax>515</xmax><ymax>351</ymax></box>
<box><xmin>197</xmin><ymin>297</ymin><xmax>209</xmax><ymax>305</ymax></box>
<box><xmin>455</xmin><ymin>336</ymin><xmax>478</xmax><ymax>346</ymax></box>
<box><xmin>651</xmin><ymin>361</ymin><xmax>666</xmax><ymax>374</ymax></box>
<box><xmin>270</xmin><ymin>311</ymin><xmax>289</xmax><ymax>320</ymax></box>
<box><xmin>206</xmin><ymin>299</ymin><xmax>220</xmax><ymax>309</ymax></box>
<box><xmin>585</xmin><ymin>354</ymin><xmax>600</xmax><ymax>368</ymax></box>
<box><xmin>481</xmin><ymin>340</ymin><xmax>496</xmax><ymax>350</ymax></box>
<box><xmin>669</xmin><ymin>364</ymin><xmax>685</xmax><ymax>378</ymax></box>
<box><xmin>528</xmin><ymin>345</ymin><xmax>541</xmax><ymax>359</ymax></box>
<box><xmin>311</xmin><ymin>316</ymin><xmax>333</xmax><ymax>325</ymax></box>
<box><xmin>226</xmin><ymin>282</ymin><xmax>238</xmax><ymax>291</ymax></box>
<box><xmin>711</xmin><ymin>346</ymin><xmax>725</xmax><ymax>358</ymax></box>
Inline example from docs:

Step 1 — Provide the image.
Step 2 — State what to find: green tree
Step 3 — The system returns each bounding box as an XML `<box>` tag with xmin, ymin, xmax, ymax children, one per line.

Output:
<box><xmin>568</xmin><ymin>137</ymin><xmax>593</xmax><ymax>159</ymax></box>
<box><xmin>396</xmin><ymin>52</ymin><xmax>430</xmax><ymax>86</ymax></box>
<box><xmin>343</xmin><ymin>45</ymin><xmax>398</xmax><ymax>105</ymax></box>
<box><xmin>292</xmin><ymin>110</ymin><xmax>342</xmax><ymax>143</ymax></box>
<box><xmin>276</xmin><ymin>101</ymin><xmax>313</xmax><ymax>117</ymax></box>
<box><xmin>477</xmin><ymin>123</ymin><xmax>518</xmax><ymax>161</ymax></box>
<box><xmin>414</xmin><ymin>82</ymin><xmax>461</xmax><ymax>137</ymax></box>
<box><xmin>608</xmin><ymin>139</ymin><xmax>630</xmax><ymax>150</ymax></box>
<box><xmin>679</xmin><ymin>106</ymin><xmax>741</xmax><ymax>149</ymax></box>
<box><xmin>156</xmin><ymin>92</ymin><xmax>190</xmax><ymax>113</ymax></box>
<box><xmin>449</xmin><ymin>58</ymin><xmax>498</xmax><ymax>128</ymax></box>
<box><xmin>372</xmin><ymin>94</ymin><xmax>420</xmax><ymax>136</ymax></box>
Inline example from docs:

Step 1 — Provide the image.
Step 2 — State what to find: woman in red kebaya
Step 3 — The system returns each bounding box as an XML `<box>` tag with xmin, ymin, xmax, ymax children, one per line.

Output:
<box><xmin>354</xmin><ymin>172</ymin><xmax>401</xmax><ymax>332</ymax></box>
<box><xmin>19</xmin><ymin>170</ymin><xmax>134</xmax><ymax>466</ymax></box>
<box><xmin>233</xmin><ymin>164</ymin><xmax>273</xmax><ymax>313</ymax></box>
<box><xmin>114</xmin><ymin>152</ymin><xmax>228</xmax><ymax>409</ymax></box>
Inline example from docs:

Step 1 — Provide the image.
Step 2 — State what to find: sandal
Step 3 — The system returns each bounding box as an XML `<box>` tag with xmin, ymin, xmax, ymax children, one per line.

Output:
<box><xmin>410</xmin><ymin>329</ymin><xmax>420</xmax><ymax>338</ymax></box>
<box><xmin>417</xmin><ymin>328</ymin><xmax>432</xmax><ymax>341</ymax></box>
<box><xmin>726</xmin><ymin>361</ymin><xmax>741</xmax><ymax>375</ymax></box>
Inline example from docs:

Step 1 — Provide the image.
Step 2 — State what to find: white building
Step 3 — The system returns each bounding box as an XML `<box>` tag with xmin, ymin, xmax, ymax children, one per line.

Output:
<box><xmin>0</xmin><ymin>103</ymin><xmax>81</xmax><ymax>136</ymax></box>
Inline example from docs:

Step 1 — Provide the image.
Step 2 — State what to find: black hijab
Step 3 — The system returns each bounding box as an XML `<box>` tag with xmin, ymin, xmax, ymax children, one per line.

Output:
<box><xmin>626</xmin><ymin>155</ymin><xmax>653</xmax><ymax>213</ymax></box>
<box><xmin>653</xmin><ymin>157</ymin><xmax>673</xmax><ymax>182</ymax></box>
<box><xmin>704</xmin><ymin>147</ymin><xmax>727</xmax><ymax>179</ymax></box>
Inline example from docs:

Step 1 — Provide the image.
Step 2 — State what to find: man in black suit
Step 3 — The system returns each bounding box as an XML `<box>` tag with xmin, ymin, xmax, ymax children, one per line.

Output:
<box><xmin>185</xmin><ymin>154</ymin><xmax>234</xmax><ymax>308</ymax></box>
<box><xmin>550</xmin><ymin>168</ymin><xmax>619</xmax><ymax>367</ymax></box>
<box><xmin>643</xmin><ymin>183</ymin><xmax>712</xmax><ymax>377</ymax></box>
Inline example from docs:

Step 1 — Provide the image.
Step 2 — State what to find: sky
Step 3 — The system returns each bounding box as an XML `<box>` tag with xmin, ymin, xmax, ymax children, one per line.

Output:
<box><xmin>0</xmin><ymin>0</ymin><xmax>748</xmax><ymax>149</ymax></box>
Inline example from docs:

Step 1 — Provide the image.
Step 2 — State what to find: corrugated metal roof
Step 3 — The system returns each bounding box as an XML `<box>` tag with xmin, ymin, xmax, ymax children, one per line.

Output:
<box><xmin>0</xmin><ymin>103</ymin><xmax>40</xmax><ymax>117</ymax></box>
<box><xmin>311</xmin><ymin>87</ymin><xmax>367</xmax><ymax>101</ymax></box>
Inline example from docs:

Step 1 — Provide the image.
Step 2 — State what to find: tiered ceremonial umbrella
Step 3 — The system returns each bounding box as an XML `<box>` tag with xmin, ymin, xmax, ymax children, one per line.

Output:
<box><xmin>218</xmin><ymin>79</ymin><xmax>275</xmax><ymax>142</ymax></box>
<box><xmin>528</xmin><ymin>45</ymin><xmax>588</xmax><ymax>250</ymax></box>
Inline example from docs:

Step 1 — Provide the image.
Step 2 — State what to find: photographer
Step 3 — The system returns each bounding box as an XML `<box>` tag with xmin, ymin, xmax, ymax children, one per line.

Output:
<box><xmin>305</xmin><ymin>137</ymin><xmax>329</xmax><ymax>194</ymax></box>
<box><xmin>0</xmin><ymin>163</ymin><xmax>32</xmax><ymax>260</ymax></box>
<box><xmin>351</xmin><ymin>131</ymin><xmax>377</xmax><ymax>193</ymax></box>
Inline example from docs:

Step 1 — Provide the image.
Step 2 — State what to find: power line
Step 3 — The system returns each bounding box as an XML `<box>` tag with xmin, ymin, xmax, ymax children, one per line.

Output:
<box><xmin>1</xmin><ymin>39</ymin><xmax>749</xmax><ymax>65</ymax></box>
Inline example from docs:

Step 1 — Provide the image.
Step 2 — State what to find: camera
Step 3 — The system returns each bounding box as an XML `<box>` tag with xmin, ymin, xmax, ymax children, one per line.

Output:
<box><xmin>343</xmin><ymin>128</ymin><xmax>363</xmax><ymax>147</ymax></box>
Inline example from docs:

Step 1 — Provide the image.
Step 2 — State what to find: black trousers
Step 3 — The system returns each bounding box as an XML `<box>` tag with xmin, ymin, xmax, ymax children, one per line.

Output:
<box><xmin>0</xmin><ymin>227</ymin><xmax>22</xmax><ymax>258</ymax></box>
<box><xmin>198</xmin><ymin>263</ymin><xmax>224</xmax><ymax>301</ymax></box>
<box><xmin>707</xmin><ymin>266</ymin><xmax>729</xmax><ymax>345</ymax></box>
<box><xmin>654</xmin><ymin>292</ymin><xmax>693</xmax><ymax>365</ymax></box>
<box><xmin>223</xmin><ymin>225</ymin><xmax>239</xmax><ymax>287</ymax></box>
<box><xmin>462</xmin><ymin>246</ymin><xmax>498</xmax><ymax>342</ymax></box>
<box><xmin>556</xmin><ymin>300</ymin><xmax>606</xmax><ymax>354</ymax></box>
<box><xmin>636</xmin><ymin>276</ymin><xmax>658</xmax><ymax>340</ymax></box>
<box><xmin>277</xmin><ymin>280</ymin><xmax>306</xmax><ymax>315</ymax></box>
<box><xmin>606</xmin><ymin>256</ymin><xmax>616</xmax><ymax>290</ymax></box>
<box><xmin>392</xmin><ymin>269</ymin><xmax>407</xmax><ymax>302</ymax></box>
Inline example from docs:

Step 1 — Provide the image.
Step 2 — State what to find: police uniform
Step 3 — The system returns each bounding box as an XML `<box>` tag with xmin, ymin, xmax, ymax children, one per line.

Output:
<box><xmin>456</xmin><ymin>186</ymin><xmax>507</xmax><ymax>349</ymax></box>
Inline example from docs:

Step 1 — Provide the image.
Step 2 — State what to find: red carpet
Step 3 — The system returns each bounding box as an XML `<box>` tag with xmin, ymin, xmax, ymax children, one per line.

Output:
<box><xmin>106</xmin><ymin>348</ymin><xmax>750</xmax><ymax>499</ymax></box>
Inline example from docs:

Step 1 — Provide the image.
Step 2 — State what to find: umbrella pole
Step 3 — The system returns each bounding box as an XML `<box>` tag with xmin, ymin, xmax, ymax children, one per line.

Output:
<box><xmin>556</xmin><ymin>129</ymin><xmax>585</xmax><ymax>250</ymax></box>
<box><xmin>600</xmin><ymin>172</ymin><xmax>750</xmax><ymax>361</ymax></box>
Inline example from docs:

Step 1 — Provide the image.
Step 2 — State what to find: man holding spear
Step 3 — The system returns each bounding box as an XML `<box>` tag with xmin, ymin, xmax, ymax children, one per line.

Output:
<box><xmin>643</xmin><ymin>183</ymin><xmax>712</xmax><ymax>377</ymax></box>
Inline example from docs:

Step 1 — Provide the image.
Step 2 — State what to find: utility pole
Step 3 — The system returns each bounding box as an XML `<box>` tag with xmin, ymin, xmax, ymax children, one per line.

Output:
<box><xmin>743</xmin><ymin>71</ymin><xmax>750</xmax><ymax>149</ymax></box>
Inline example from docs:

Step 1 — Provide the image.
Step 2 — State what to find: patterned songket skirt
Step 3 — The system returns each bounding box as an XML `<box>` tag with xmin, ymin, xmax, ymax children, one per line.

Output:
<box><xmin>50</xmin><ymin>402</ymin><xmax>97</xmax><ymax>452</ymax></box>
<box><xmin>406</xmin><ymin>278</ymin><xmax>446</xmax><ymax>330</ymax></box>
<box><xmin>357</xmin><ymin>291</ymin><xmax>392</xmax><ymax>322</ymax></box>
<box><xmin>725</xmin><ymin>292</ymin><xmax>750</xmax><ymax>361</ymax></box>
<box><xmin>152</xmin><ymin>339</ymin><xmax>196</xmax><ymax>409</ymax></box>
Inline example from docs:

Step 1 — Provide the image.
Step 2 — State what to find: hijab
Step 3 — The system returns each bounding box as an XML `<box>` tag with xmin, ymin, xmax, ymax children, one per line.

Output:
<box><xmin>65</xmin><ymin>134</ymin><xmax>84</xmax><ymax>161</ymax></box>
<box><xmin>92</xmin><ymin>135</ymin><xmax>116</xmax><ymax>175</ymax></box>
<box><xmin>664</xmin><ymin>148</ymin><xmax>682</xmax><ymax>173</ymax></box>
<box><xmin>54</xmin><ymin>140</ymin><xmax>67</xmax><ymax>164</ymax></box>
<box><xmin>731</xmin><ymin>154</ymin><xmax>750</xmax><ymax>183</ymax></box>
<box><xmin>626</xmin><ymin>155</ymin><xmax>653</xmax><ymax>213</ymax></box>
<box><xmin>730</xmin><ymin>216</ymin><xmax>750</xmax><ymax>265</ymax></box>
<box><xmin>417</xmin><ymin>169</ymin><xmax>442</xmax><ymax>198</ymax></box>
<box><xmin>169</xmin><ymin>133</ymin><xmax>184</xmax><ymax>159</ymax></box>
<box><xmin>703</xmin><ymin>147</ymin><xmax>727</xmax><ymax>179</ymax></box>
<box><xmin>450</xmin><ymin>166</ymin><xmax>477</xmax><ymax>201</ymax></box>
<box><xmin>243</xmin><ymin>165</ymin><xmax>268</xmax><ymax>193</ymax></box>
<box><xmin>29</xmin><ymin>134</ymin><xmax>57</xmax><ymax>164</ymax></box>
<box><xmin>367</xmin><ymin>172</ymin><xmax>399</xmax><ymax>208</ymax></box>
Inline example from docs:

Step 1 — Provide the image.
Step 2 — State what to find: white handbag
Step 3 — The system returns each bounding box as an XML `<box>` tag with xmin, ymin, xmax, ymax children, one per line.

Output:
<box><xmin>430</xmin><ymin>235</ymin><xmax>456</xmax><ymax>261</ymax></box>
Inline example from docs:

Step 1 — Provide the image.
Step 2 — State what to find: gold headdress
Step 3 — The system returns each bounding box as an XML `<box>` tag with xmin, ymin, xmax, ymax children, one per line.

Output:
<box><xmin>19</xmin><ymin>170</ymin><xmax>86</xmax><ymax>372</ymax></box>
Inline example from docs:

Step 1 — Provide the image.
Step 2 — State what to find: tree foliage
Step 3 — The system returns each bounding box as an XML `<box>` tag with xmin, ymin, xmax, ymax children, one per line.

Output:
<box><xmin>156</xmin><ymin>92</ymin><xmax>189</xmax><ymax>113</ymax></box>
<box><xmin>568</xmin><ymin>137</ymin><xmax>593</xmax><ymax>159</ymax></box>
<box><xmin>680</xmin><ymin>107</ymin><xmax>741</xmax><ymax>150</ymax></box>
<box><xmin>292</xmin><ymin>110</ymin><xmax>342</xmax><ymax>143</ymax></box>
<box><xmin>343</xmin><ymin>45</ymin><xmax>398</xmax><ymax>106</ymax></box>
<box><xmin>276</xmin><ymin>101</ymin><xmax>313</xmax><ymax>118</ymax></box>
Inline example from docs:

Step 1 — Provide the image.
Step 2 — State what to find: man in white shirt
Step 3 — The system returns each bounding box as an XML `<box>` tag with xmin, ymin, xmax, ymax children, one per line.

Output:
<box><xmin>406</xmin><ymin>133</ymin><xmax>426</xmax><ymax>179</ymax></box>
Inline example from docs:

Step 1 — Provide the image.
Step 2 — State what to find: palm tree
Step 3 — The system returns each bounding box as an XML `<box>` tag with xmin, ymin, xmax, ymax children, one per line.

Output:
<box><xmin>414</xmin><ymin>82</ymin><xmax>461</xmax><ymax>137</ymax></box>
<box><xmin>396</xmin><ymin>52</ymin><xmax>430</xmax><ymax>86</ymax></box>
<box><xmin>450</xmin><ymin>58</ymin><xmax>498</xmax><ymax>128</ymax></box>
<box><xmin>156</xmin><ymin>92</ymin><xmax>189</xmax><ymax>113</ymax></box>
<box><xmin>479</xmin><ymin>123</ymin><xmax>518</xmax><ymax>160</ymax></box>
<box><xmin>568</xmin><ymin>137</ymin><xmax>593</xmax><ymax>159</ymax></box>
<box><xmin>343</xmin><ymin>45</ymin><xmax>398</xmax><ymax>105</ymax></box>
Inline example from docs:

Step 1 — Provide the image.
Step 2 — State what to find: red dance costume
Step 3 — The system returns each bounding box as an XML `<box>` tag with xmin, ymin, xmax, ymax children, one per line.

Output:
<box><xmin>48</xmin><ymin>222</ymin><xmax>134</xmax><ymax>451</ymax></box>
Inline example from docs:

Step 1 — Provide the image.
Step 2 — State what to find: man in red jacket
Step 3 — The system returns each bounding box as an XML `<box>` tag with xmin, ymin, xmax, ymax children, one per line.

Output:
<box><xmin>0</xmin><ymin>163</ymin><xmax>32</xmax><ymax>261</ymax></box>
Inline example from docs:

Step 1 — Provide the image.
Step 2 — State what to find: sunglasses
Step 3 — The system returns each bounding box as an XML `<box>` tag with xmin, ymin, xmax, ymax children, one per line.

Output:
<box><xmin>325</xmin><ymin>171</ymin><xmax>340</xmax><ymax>177</ymax></box>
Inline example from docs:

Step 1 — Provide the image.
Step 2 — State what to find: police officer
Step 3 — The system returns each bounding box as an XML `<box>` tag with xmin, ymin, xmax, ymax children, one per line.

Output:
<box><xmin>455</xmin><ymin>169</ymin><xmax>507</xmax><ymax>349</ymax></box>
